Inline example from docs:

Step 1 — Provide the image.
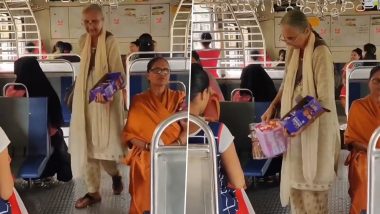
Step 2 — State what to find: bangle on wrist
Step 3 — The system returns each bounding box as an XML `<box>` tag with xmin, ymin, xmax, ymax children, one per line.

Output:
<box><xmin>178</xmin><ymin>138</ymin><xmax>183</xmax><ymax>145</ymax></box>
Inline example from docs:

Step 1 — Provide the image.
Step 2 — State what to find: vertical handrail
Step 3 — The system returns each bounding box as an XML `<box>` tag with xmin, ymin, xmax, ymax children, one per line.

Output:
<box><xmin>187</xmin><ymin>114</ymin><xmax>219</xmax><ymax>214</ymax></box>
<box><xmin>150</xmin><ymin>113</ymin><xmax>219</xmax><ymax>214</ymax></box>
<box><xmin>150</xmin><ymin>112</ymin><xmax>188</xmax><ymax>214</ymax></box>
<box><xmin>367</xmin><ymin>126</ymin><xmax>380</xmax><ymax>214</ymax></box>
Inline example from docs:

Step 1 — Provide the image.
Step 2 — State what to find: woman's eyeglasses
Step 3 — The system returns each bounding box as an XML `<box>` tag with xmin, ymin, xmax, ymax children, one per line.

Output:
<box><xmin>83</xmin><ymin>19</ymin><xmax>102</xmax><ymax>26</ymax></box>
<box><xmin>149</xmin><ymin>68</ymin><xmax>170</xmax><ymax>75</ymax></box>
<box><xmin>279</xmin><ymin>32</ymin><xmax>302</xmax><ymax>43</ymax></box>
<box><xmin>371</xmin><ymin>78</ymin><xmax>380</xmax><ymax>85</ymax></box>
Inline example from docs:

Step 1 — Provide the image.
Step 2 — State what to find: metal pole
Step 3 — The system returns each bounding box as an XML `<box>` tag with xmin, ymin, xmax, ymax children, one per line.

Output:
<box><xmin>367</xmin><ymin>126</ymin><xmax>380</xmax><ymax>214</ymax></box>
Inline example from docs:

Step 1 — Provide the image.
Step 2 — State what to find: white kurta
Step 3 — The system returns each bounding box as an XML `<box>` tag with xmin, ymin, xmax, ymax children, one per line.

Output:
<box><xmin>279</xmin><ymin>33</ymin><xmax>341</xmax><ymax>206</ymax></box>
<box><xmin>69</xmin><ymin>31</ymin><xmax>126</xmax><ymax>177</ymax></box>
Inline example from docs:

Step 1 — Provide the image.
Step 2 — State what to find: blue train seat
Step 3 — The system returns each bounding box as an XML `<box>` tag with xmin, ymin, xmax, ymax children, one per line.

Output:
<box><xmin>219</xmin><ymin>101</ymin><xmax>276</xmax><ymax>177</ymax></box>
<box><xmin>0</xmin><ymin>97</ymin><xmax>50</xmax><ymax>180</ymax></box>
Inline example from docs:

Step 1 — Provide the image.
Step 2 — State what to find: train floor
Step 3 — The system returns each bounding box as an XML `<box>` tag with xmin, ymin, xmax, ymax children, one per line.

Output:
<box><xmin>17</xmin><ymin>150</ymin><xmax>350</xmax><ymax>214</ymax></box>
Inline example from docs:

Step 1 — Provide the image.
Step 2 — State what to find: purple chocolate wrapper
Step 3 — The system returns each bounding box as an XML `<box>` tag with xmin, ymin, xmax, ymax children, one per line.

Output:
<box><xmin>89</xmin><ymin>72</ymin><xmax>124</xmax><ymax>103</ymax></box>
<box><xmin>282</xmin><ymin>96</ymin><xmax>326</xmax><ymax>135</ymax></box>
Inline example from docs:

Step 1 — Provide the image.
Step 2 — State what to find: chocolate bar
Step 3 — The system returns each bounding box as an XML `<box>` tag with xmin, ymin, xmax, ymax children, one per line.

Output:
<box><xmin>89</xmin><ymin>72</ymin><xmax>124</xmax><ymax>103</ymax></box>
<box><xmin>282</xmin><ymin>96</ymin><xmax>329</xmax><ymax>135</ymax></box>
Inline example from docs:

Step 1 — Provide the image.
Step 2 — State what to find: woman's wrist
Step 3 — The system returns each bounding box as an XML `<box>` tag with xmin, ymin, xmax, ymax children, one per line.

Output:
<box><xmin>270</xmin><ymin>102</ymin><xmax>278</xmax><ymax>109</ymax></box>
<box><xmin>174</xmin><ymin>137</ymin><xmax>184</xmax><ymax>145</ymax></box>
<box><xmin>145</xmin><ymin>143</ymin><xmax>150</xmax><ymax>151</ymax></box>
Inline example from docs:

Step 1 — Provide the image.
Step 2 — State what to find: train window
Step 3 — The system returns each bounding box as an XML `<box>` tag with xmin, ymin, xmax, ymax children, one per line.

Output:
<box><xmin>0</xmin><ymin>14</ymin><xmax>11</xmax><ymax>60</ymax></box>
<box><xmin>0</xmin><ymin>15</ymin><xmax>24</xmax><ymax>60</ymax></box>
<box><xmin>192</xmin><ymin>5</ymin><xmax>212</xmax><ymax>50</ymax></box>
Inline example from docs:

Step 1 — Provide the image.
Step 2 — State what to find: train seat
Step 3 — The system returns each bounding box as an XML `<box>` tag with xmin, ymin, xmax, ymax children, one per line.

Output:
<box><xmin>219</xmin><ymin>101</ymin><xmax>279</xmax><ymax>178</ymax></box>
<box><xmin>0</xmin><ymin>97</ymin><xmax>51</xmax><ymax>180</ymax></box>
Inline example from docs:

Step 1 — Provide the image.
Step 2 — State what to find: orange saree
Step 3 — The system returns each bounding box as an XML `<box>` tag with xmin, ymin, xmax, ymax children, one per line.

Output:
<box><xmin>345</xmin><ymin>96</ymin><xmax>380</xmax><ymax>214</ymax></box>
<box><xmin>122</xmin><ymin>89</ymin><xmax>185</xmax><ymax>214</ymax></box>
<box><xmin>204</xmin><ymin>93</ymin><xmax>220</xmax><ymax>122</ymax></box>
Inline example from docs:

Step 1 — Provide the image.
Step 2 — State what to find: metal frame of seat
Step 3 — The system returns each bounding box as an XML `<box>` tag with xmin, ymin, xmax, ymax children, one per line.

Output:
<box><xmin>186</xmin><ymin>115</ymin><xmax>219</xmax><ymax>214</ymax></box>
<box><xmin>150</xmin><ymin>112</ymin><xmax>188</xmax><ymax>214</ymax></box>
<box><xmin>367</xmin><ymin>127</ymin><xmax>380</xmax><ymax>214</ymax></box>
<box><xmin>0</xmin><ymin>83</ymin><xmax>50</xmax><ymax>185</ymax></box>
<box><xmin>0</xmin><ymin>59</ymin><xmax>77</xmax><ymax>126</ymax></box>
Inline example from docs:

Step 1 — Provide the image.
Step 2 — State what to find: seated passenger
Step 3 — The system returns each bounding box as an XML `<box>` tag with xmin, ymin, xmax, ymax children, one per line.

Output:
<box><xmin>276</xmin><ymin>49</ymin><xmax>286</xmax><ymax>67</ymax></box>
<box><xmin>363</xmin><ymin>43</ymin><xmax>377</xmax><ymax>66</ymax></box>
<box><xmin>55</xmin><ymin>42</ymin><xmax>80</xmax><ymax>62</ymax></box>
<box><xmin>192</xmin><ymin>52</ymin><xmax>223</xmax><ymax>121</ymax></box>
<box><xmin>122</xmin><ymin>57</ymin><xmax>187</xmax><ymax>214</ymax></box>
<box><xmin>340</xmin><ymin>48</ymin><xmax>363</xmax><ymax>109</ymax></box>
<box><xmin>240</xmin><ymin>50</ymin><xmax>277</xmax><ymax>102</ymax></box>
<box><xmin>345</xmin><ymin>66</ymin><xmax>380</xmax><ymax>214</ymax></box>
<box><xmin>52</xmin><ymin>41</ymin><xmax>63</xmax><ymax>54</ymax></box>
<box><xmin>6</xmin><ymin>57</ymin><xmax>72</xmax><ymax>182</ymax></box>
<box><xmin>137</xmin><ymin>33</ymin><xmax>155</xmax><ymax>59</ymax></box>
<box><xmin>188</xmin><ymin>63</ymin><xmax>255</xmax><ymax>213</ymax></box>
<box><xmin>128</xmin><ymin>40</ymin><xmax>139</xmax><ymax>61</ymax></box>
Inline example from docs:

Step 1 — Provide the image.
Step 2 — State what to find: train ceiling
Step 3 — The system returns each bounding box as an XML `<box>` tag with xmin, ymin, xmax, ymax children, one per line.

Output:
<box><xmin>20</xmin><ymin>0</ymin><xmax>380</xmax><ymax>15</ymax></box>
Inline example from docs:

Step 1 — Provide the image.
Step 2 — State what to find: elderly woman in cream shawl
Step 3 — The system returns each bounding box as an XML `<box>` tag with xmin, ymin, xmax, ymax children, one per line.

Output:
<box><xmin>69</xmin><ymin>4</ymin><xmax>125</xmax><ymax>209</ymax></box>
<box><xmin>261</xmin><ymin>10</ymin><xmax>340</xmax><ymax>213</ymax></box>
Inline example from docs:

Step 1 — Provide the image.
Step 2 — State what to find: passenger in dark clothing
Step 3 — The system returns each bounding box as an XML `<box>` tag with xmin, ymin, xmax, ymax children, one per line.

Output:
<box><xmin>56</xmin><ymin>42</ymin><xmax>80</xmax><ymax>63</ymax></box>
<box><xmin>137</xmin><ymin>33</ymin><xmax>155</xmax><ymax>59</ymax></box>
<box><xmin>52</xmin><ymin>41</ymin><xmax>64</xmax><ymax>54</ymax></box>
<box><xmin>240</xmin><ymin>53</ymin><xmax>282</xmax><ymax>184</ymax></box>
<box><xmin>240</xmin><ymin>51</ymin><xmax>277</xmax><ymax>102</ymax></box>
<box><xmin>363</xmin><ymin>43</ymin><xmax>377</xmax><ymax>66</ymax></box>
<box><xmin>12</xmin><ymin>57</ymin><xmax>72</xmax><ymax>182</ymax></box>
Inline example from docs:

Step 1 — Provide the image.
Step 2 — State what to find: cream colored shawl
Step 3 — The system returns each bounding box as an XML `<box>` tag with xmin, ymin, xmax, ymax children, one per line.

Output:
<box><xmin>280</xmin><ymin>33</ymin><xmax>340</xmax><ymax>205</ymax></box>
<box><xmin>69</xmin><ymin>29</ymin><xmax>123</xmax><ymax>177</ymax></box>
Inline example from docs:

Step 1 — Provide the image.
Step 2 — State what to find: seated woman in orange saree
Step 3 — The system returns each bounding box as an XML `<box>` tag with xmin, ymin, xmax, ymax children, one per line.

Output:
<box><xmin>345</xmin><ymin>66</ymin><xmax>380</xmax><ymax>214</ymax></box>
<box><xmin>122</xmin><ymin>57</ymin><xmax>187</xmax><ymax>214</ymax></box>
